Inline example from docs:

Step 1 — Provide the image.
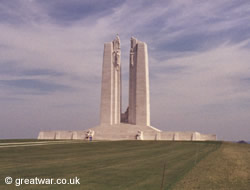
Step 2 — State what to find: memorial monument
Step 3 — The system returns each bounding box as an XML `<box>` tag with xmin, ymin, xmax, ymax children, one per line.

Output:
<box><xmin>38</xmin><ymin>36</ymin><xmax>216</xmax><ymax>141</ymax></box>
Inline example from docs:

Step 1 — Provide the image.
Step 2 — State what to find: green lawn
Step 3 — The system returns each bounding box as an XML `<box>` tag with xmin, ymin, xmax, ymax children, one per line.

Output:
<box><xmin>173</xmin><ymin>142</ymin><xmax>250</xmax><ymax>190</ymax></box>
<box><xmin>0</xmin><ymin>140</ymin><xmax>248</xmax><ymax>190</ymax></box>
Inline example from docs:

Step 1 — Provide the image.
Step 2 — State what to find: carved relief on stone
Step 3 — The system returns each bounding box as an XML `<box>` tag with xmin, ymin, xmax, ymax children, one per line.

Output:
<box><xmin>113</xmin><ymin>35</ymin><xmax>121</xmax><ymax>71</ymax></box>
<box><xmin>130</xmin><ymin>37</ymin><xmax>136</xmax><ymax>67</ymax></box>
<box><xmin>130</xmin><ymin>49</ymin><xmax>134</xmax><ymax>67</ymax></box>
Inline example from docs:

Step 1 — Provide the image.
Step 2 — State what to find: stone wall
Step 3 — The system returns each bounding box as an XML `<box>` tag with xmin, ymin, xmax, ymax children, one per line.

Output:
<box><xmin>38</xmin><ymin>130</ymin><xmax>88</xmax><ymax>140</ymax></box>
<box><xmin>38</xmin><ymin>127</ymin><xmax>216</xmax><ymax>141</ymax></box>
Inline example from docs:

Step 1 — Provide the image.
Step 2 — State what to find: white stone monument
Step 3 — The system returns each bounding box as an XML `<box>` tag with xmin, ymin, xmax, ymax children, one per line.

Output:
<box><xmin>88</xmin><ymin>36</ymin><xmax>162</xmax><ymax>140</ymax></box>
<box><xmin>38</xmin><ymin>36</ymin><xmax>216</xmax><ymax>141</ymax></box>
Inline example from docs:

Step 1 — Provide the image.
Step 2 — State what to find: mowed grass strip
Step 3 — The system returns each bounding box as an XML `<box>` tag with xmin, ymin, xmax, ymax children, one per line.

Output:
<box><xmin>0</xmin><ymin>141</ymin><xmax>221</xmax><ymax>190</ymax></box>
<box><xmin>173</xmin><ymin>142</ymin><xmax>250</xmax><ymax>190</ymax></box>
<box><xmin>0</xmin><ymin>140</ymin><xmax>87</xmax><ymax>148</ymax></box>
<box><xmin>0</xmin><ymin>139</ymin><xmax>42</xmax><ymax>143</ymax></box>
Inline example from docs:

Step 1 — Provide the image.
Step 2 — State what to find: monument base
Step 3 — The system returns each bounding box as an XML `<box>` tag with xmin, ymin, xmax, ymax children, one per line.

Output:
<box><xmin>38</xmin><ymin>123</ymin><xmax>216</xmax><ymax>141</ymax></box>
<box><xmin>89</xmin><ymin>123</ymin><xmax>162</xmax><ymax>140</ymax></box>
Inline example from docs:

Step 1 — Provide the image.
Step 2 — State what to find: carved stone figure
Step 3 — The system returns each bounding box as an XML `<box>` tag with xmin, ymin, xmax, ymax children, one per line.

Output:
<box><xmin>113</xmin><ymin>35</ymin><xmax>121</xmax><ymax>71</ymax></box>
<box><xmin>136</xmin><ymin>130</ymin><xmax>144</xmax><ymax>140</ymax></box>
<box><xmin>86</xmin><ymin>129</ymin><xmax>95</xmax><ymax>140</ymax></box>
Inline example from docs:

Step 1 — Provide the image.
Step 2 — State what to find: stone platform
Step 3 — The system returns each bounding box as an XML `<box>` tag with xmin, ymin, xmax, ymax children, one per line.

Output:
<box><xmin>38</xmin><ymin>124</ymin><xmax>216</xmax><ymax>141</ymax></box>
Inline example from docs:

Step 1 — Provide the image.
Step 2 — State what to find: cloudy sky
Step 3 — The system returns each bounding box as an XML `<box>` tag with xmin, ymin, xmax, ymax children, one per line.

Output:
<box><xmin>0</xmin><ymin>0</ymin><xmax>250</xmax><ymax>141</ymax></box>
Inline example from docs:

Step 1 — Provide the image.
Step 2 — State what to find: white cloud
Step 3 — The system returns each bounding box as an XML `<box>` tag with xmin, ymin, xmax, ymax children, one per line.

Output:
<box><xmin>151</xmin><ymin>41</ymin><xmax>250</xmax><ymax>140</ymax></box>
<box><xmin>0</xmin><ymin>0</ymin><xmax>250</xmax><ymax>140</ymax></box>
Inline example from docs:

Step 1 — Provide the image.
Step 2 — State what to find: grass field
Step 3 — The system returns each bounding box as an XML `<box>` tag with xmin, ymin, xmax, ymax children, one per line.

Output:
<box><xmin>0</xmin><ymin>140</ymin><xmax>249</xmax><ymax>190</ymax></box>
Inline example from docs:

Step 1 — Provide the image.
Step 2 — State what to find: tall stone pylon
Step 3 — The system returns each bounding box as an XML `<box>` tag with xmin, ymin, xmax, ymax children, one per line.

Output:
<box><xmin>128</xmin><ymin>37</ymin><xmax>150</xmax><ymax>126</ymax></box>
<box><xmin>100</xmin><ymin>35</ymin><xmax>121</xmax><ymax>125</ymax></box>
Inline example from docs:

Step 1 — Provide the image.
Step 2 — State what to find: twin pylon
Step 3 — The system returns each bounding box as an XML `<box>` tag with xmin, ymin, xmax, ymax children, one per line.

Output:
<box><xmin>100</xmin><ymin>36</ymin><xmax>151</xmax><ymax>127</ymax></box>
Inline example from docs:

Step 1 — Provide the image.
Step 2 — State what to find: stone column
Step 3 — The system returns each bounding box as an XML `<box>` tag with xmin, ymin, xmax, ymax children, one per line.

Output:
<box><xmin>128</xmin><ymin>38</ymin><xmax>150</xmax><ymax>126</ymax></box>
<box><xmin>135</xmin><ymin>41</ymin><xmax>150</xmax><ymax>126</ymax></box>
<box><xmin>100</xmin><ymin>36</ymin><xmax>121</xmax><ymax>125</ymax></box>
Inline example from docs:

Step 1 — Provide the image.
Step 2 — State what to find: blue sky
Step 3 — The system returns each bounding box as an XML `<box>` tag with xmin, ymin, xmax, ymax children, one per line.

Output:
<box><xmin>0</xmin><ymin>0</ymin><xmax>250</xmax><ymax>140</ymax></box>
